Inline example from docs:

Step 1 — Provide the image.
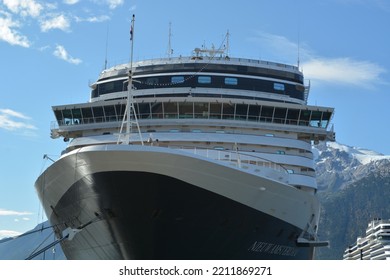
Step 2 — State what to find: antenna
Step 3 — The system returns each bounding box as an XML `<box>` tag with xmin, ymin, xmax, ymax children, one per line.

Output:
<box><xmin>296</xmin><ymin>2</ymin><xmax>302</xmax><ymax>69</ymax></box>
<box><xmin>104</xmin><ymin>24</ymin><xmax>109</xmax><ymax>69</ymax></box>
<box><xmin>167</xmin><ymin>22</ymin><xmax>173</xmax><ymax>58</ymax></box>
<box><xmin>226</xmin><ymin>30</ymin><xmax>230</xmax><ymax>57</ymax></box>
<box><xmin>297</xmin><ymin>29</ymin><xmax>300</xmax><ymax>69</ymax></box>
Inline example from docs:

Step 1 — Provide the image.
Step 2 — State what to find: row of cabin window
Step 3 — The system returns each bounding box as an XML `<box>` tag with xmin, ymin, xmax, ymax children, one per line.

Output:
<box><xmin>136</xmin><ymin>63</ymin><xmax>303</xmax><ymax>83</ymax></box>
<box><xmin>91</xmin><ymin>75</ymin><xmax>301</xmax><ymax>100</ymax></box>
<box><xmin>91</xmin><ymin>76</ymin><xmax>237</xmax><ymax>96</ymax></box>
<box><xmin>174</xmin><ymin>76</ymin><xmax>284</xmax><ymax>90</ymax></box>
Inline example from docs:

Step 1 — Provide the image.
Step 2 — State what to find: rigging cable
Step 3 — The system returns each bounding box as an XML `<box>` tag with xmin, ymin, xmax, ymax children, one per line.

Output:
<box><xmin>25</xmin><ymin>230</ymin><xmax>55</xmax><ymax>260</ymax></box>
<box><xmin>25</xmin><ymin>215</ymin><xmax>102</xmax><ymax>260</ymax></box>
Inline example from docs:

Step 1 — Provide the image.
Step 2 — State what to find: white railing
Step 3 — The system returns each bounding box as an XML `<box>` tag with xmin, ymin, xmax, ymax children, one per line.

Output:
<box><xmin>169</xmin><ymin>146</ymin><xmax>290</xmax><ymax>182</ymax></box>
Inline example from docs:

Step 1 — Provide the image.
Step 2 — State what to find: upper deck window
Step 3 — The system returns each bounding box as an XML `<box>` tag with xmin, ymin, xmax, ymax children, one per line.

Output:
<box><xmin>146</xmin><ymin>77</ymin><xmax>159</xmax><ymax>85</ymax></box>
<box><xmin>171</xmin><ymin>76</ymin><xmax>185</xmax><ymax>84</ymax></box>
<box><xmin>224</xmin><ymin>77</ymin><xmax>238</xmax><ymax>85</ymax></box>
<box><xmin>274</xmin><ymin>83</ymin><xmax>285</xmax><ymax>91</ymax></box>
<box><xmin>198</xmin><ymin>76</ymin><xmax>211</xmax><ymax>84</ymax></box>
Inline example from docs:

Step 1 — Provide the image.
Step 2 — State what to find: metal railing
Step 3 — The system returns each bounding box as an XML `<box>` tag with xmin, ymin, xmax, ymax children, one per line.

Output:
<box><xmin>170</xmin><ymin>146</ymin><xmax>289</xmax><ymax>173</ymax></box>
<box><xmin>171</xmin><ymin>146</ymin><xmax>294</xmax><ymax>183</ymax></box>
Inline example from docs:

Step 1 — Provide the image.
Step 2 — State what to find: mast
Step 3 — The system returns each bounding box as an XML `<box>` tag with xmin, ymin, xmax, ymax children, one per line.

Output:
<box><xmin>117</xmin><ymin>14</ymin><xmax>144</xmax><ymax>145</ymax></box>
<box><xmin>167</xmin><ymin>22</ymin><xmax>173</xmax><ymax>58</ymax></box>
<box><xmin>104</xmin><ymin>24</ymin><xmax>109</xmax><ymax>69</ymax></box>
<box><xmin>226</xmin><ymin>30</ymin><xmax>230</xmax><ymax>57</ymax></box>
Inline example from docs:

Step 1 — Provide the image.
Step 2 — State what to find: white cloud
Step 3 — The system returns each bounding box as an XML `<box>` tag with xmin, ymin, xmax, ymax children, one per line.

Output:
<box><xmin>63</xmin><ymin>0</ymin><xmax>79</xmax><ymax>4</ymax></box>
<box><xmin>40</xmin><ymin>14</ymin><xmax>70</xmax><ymax>32</ymax></box>
<box><xmin>0</xmin><ymin>109</ymin><xmax>37</xmax><ymax>131</ymax></box>
<box><xmin>1</xmin><ymin>0</ymin><xmax>120</xmax><ymax>49</ymax></box>
<box><xmin>0</xmin><ymin>108</ymin><xmax>30</xmax><ymax>120</ymax></box>
<box><xmin>53</xmin><ymin>45</ymin><xmax>82</xmax><ymax>64</ymax></box>
<box><xmin>0</xmin><ymin>14</ymin><xmax>30</xmax><ymax>47</ymax></box>
<box><xmin>106</xmin><ymin>0</ymin><xmax>124</xmax><ymax>9</ymax></box>
<box><xmin>74</xmin><ymin>15</ymin><xmax>110</xmax><ymax>23</ymax></box>
<box><xmin>250</xmin><ymin>30</ymin><xmax>386</xmax><ymax>88</ymax></box>
<box><xmin>0</xmin><ymin>209</ymin><xmax>33</xmax><ymax>216</ymax></box>
<box><xmin>14</xmin><ymin>217</ymin><xmax>30</xmax><ymax>223</ymax></box>
<box><xmin>38</xmin><ymin>45</ymin><xmax>50</xmax><ymax>52</ymax></box>
<box><xmin>302</xmin><ymin>58</ymin><xmax>386</xmax><ymax>88</ymax></box>
<box><xmin>0</xmin><ymin>230</ymin><xmax>21</xmax><ymax>238</ymax></box>
<box><xmin>14</xmin><ymin>217</ymin><xmax>30</xmax><ymax>222</ymax></box>
<box><xmin>3</xmin><ymin>0</ymin><xmax>43</xmax><ymax>18</ymax></box>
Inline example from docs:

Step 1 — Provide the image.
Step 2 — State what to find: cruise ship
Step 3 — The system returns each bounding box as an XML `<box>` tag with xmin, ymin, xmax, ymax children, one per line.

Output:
<box><xmin>344</xmin><ymin>219</ymin><xmax>390</xmax><ymax>260</ymax></box>
<box><xmin>35</xmin><ymin>29</ymin><xmax>335</xmax><ymax>259</ymax></box>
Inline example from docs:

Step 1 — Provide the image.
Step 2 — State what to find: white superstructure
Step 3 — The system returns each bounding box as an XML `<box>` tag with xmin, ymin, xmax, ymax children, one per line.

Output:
<box><xmin>36</xmin><ymin>45</ymin><xmax>335</xmax><ymax>259</ymax></box>
<box><xmin>344</xmin><ymin>219</ymin><xmax>390</xmax><ymax>260</ymax></box>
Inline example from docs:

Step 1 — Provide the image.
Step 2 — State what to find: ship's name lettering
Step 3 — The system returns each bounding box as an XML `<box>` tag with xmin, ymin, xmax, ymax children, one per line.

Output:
<box><xmin>248</xmin><ymin>241</ymin><xmax>298</xmax><ymax>257</ymax></box>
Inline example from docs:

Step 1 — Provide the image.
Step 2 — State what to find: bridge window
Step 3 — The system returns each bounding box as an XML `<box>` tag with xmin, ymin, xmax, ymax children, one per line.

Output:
<box><xmin>71</xmin><ymin>108</ymin><xmax>82</xmax><ymax>124</ymax></box>
<box><xmin>222</xmin><ymin>103</ymin><xmax>234</xmax><ymax>119</ymax></box>
<box><xmin>320</xmin><ymin>111</ymin><xmax>332</xmax><ymax>128</ymax></box>
<box><xmin>62</xmin><ymin>109</ymin><xmax>72</xmax><ymax>125</ymax></box>
<box><xmin>299</xmin><ymin>110</ymin><xmax>311</xmax><ymax>125</ymax></box>
<box><xmin>81</xmin><ymin>107</ymin><xmax>93</xmax><ymax>123</ymax></box>
<box><xmin>137</xmin><ymin>103</ymin><xmax>151</xmax><ymax>119</ymax></box>
<box><xmin>104</xmin><ymin>105</ymin><xmax>117</xmax><ymax>122</ymax></box>
<box><xmin>179</xmin><ymin>102</ymin><xmax>193</xmax><ymax>118</ymax></box>
<box><xmin>92</xmin><ymin>106</ymin><xmax>104</xmax><ymax>122</ymax></box>
<box><xmin>310</xmin><ymin>111</ymin><xmax>323</xmax><ymax>127</ymax></box>
<box><xmin>287</xmin><ymin>109</ymin><xmax>300</xmax><ymax>125</ymax></box>
<box><xmin>163</xmin><ymin>102</ymin><xmax>178</xmax><ymax>118</ymax></box>
<box><xmin>235</xmin><ymin>104</ymin><xmax>248</xmax><ymax>120</ymax></box>
<box><xmin>260</xmin><ymin>106</ymin><xmax>274</xmax><ymax>122</ymax></box>
<box><xmin>274</xmin><ymin>108</ymin><xmax>287</xmax><ymax>123</ymax></box>
<box><xmin>194</xmin><ymin>102</ymin><xmax>209</xmax><ymax>118</ymax></box>
<box><xmin>114</xmin><ymin>104</ymin><xmax>126</xmax><ymax>119</ymax></box>
<box><xmin>210</xmin><ymin>103</ymin><xmax>222</xmax><ymax>119</ymax></box>
<box><xmin>54</xmin><ymin>110</ymin><xmax>63</xmax><ymax>123</ymax></box>
<box><xmin>248</xmin><ymin>105</ymin><xmax>260</xmax><ymax>121</ymax></box>
<box><xmin>151</xmin><ymin>102</ymin><xmax>163</xmax><ymax>119</ymax></box>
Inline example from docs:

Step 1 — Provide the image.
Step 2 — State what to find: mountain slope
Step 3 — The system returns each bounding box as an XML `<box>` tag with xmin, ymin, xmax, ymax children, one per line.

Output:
<box><xmin>0</xmin><ymin>221</ymin><xmax>65</xmax><ymax>260</ymax></box>
<box><xmin>315</xmin><ymin>142</ymin><xmax>390</xmax><ymax>193</ymax></box>
<box><xmin>314</xmin><ymin>142</ymin><xmax>390</xmax><ymax>259</ymax></box>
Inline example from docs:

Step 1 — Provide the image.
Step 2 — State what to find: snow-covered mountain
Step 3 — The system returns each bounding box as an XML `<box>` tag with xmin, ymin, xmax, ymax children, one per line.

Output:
<box><xmin>315</xmin><ymin>142</ymin><xmax>390</xmax><ymax>192</ymax></box>
<box><xmin>315</xmin><ymin>142</ymin><xmax>390</xmax><ymax>259</ymax></box>
<box><xmin>0</xmin><ymin>221</ymin><xmax>65</xmax><ymax>260</ymax></box>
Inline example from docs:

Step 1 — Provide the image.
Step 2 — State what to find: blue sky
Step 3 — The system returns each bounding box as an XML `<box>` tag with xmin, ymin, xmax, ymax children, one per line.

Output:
<box><xmin>0</xmin><ymin>0</ymin><xmax>389</xmax><ymax>238</ymax></box>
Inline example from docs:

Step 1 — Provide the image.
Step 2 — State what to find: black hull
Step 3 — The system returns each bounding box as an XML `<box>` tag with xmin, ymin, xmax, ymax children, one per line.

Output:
<box><xmin>50</xmin><ymin>171</ymin><xmax>313</xmax><ymax>259</ymax></box>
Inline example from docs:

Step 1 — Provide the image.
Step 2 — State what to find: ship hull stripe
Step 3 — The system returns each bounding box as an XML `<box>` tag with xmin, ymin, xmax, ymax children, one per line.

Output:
<box><xmin>36</xmin><ymin>145</ymin><xmax>319</xmax><ymax>231</ymax></box>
